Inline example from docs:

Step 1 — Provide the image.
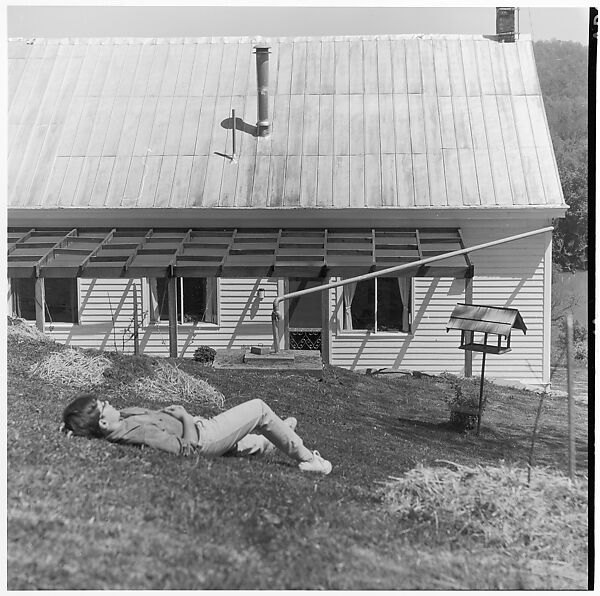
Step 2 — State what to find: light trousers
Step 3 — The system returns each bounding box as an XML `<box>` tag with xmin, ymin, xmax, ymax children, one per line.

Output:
<box><xmin>193</xmin><ymin>398</ymin><xmax>314</xmax><ymax>461</ymax></box>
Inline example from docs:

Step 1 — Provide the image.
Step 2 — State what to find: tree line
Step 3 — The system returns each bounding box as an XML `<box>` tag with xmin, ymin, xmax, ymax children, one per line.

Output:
<box><xmin>534</xmin><ymin>39</ymin><xmax>589</xmax><ymax>271</ymax></box>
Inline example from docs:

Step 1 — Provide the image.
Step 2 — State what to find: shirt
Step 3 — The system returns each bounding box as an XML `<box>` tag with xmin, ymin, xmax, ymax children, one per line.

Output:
<box><xmin>105</xmin><ymin>407</ymin><xmax>199</xmax><ymax>456</ymax></box>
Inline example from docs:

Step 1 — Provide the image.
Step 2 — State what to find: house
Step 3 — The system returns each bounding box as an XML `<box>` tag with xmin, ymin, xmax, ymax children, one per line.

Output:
<box><xmin>7</xmin><ymin>10</ymin><xmax>567</xmax><ymax>388</ymax></box>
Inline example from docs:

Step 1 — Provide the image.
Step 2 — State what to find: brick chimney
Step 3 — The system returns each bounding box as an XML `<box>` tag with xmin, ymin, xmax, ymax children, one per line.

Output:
<box><xmin>496</xmin><ymin>7</ymin><xmax>517</xmax><ymax>42</ymax></box>
<box><xmin>254</xmin><ymin>44</ymin><xmax>270</xmax><ymax>137</ymax></box>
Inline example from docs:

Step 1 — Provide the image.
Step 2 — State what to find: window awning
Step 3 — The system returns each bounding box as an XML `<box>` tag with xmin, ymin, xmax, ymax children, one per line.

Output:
<box><xmin>7</xmin><ymin>227</ymin><xmax>474</xmax><ymax>279</ymax></box>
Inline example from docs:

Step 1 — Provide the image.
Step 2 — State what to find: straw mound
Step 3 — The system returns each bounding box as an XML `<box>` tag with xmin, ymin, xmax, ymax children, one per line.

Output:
<box><xmin>7</xmin><ymin>316</ymin><xmax>54</xmax><ymax>343</ymax></box>
<box><xmin>130</xmin><ymin>360</ymin><xmax>225</xmax><ymax>408</ymax></box>
<box><xmin>30</xmin><ymin>348</ymin><xmax>112</xmax><ymax>388</ymax></box>
<box><xmin>381</xmin><ymin>462</ymin><xmax>587</xmax><ymax>565</ymax></box>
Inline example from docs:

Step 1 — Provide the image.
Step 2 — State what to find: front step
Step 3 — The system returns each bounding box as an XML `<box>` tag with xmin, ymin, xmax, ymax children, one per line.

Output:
<box><xmin>213</xmin><ymin>349</ymin><xmax>323</xmax><ymax>377</ymax></box>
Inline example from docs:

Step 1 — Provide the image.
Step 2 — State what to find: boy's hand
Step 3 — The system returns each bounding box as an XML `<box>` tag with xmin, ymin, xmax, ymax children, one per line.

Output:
<box><xmin>162</xmin><ymin>405</ymin><xmax>189</xmax><ymax>420</ymax></box>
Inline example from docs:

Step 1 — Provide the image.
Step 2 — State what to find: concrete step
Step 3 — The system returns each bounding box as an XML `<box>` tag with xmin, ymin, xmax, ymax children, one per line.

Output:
<box><xmin>243</xmin><ymin>351</ymin><xmax>296</xmax><ymax>364</ymax></box>
<box><xmin>213</xmin><ymin>349</ymin><xmax>323</xmax><ymax>377</ymax></box>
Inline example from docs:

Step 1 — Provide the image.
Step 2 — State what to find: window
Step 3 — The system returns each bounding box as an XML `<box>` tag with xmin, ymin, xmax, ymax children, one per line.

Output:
<box><xmin>150</xmin><ymin>278</ymin><xmax>218</xmax><ymax>325</ymax></box>
<box><xmin>341</xmin><ymin>277</ymin><xmax>411</xmax><ymax>333</ymax></box>
<box><xmin>11</xmin><ymin>278</ymin><xmax>78</xmax><ymax>324</ymax></box>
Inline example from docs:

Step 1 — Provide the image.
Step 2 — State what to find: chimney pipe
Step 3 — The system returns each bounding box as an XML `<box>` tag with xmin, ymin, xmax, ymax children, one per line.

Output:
<box><xmin>254</xmin><ymin>44</ymin><xmax>270</xmax><ymax>137</ymax></box>
<box><xmin>496</xmin><ymin>7</ymin><xmax>517</xmax><ymax>42</ymax></box>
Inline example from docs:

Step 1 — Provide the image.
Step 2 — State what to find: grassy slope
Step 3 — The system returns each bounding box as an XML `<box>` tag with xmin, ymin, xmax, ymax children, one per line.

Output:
<box><xmin>7</xmin><ymin>333</ymin><xmax>588</xmax><ymax>590</ymax></box>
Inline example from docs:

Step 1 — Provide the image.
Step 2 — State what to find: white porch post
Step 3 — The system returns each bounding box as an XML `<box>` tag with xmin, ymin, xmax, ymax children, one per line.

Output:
<box><xmin>34</xmin><ymin>277</ymin><xmax>45</xmax><ymax>332</ymax></box>
<box><xmin>464</xmin><ymin>276</ymin><xmax>473</xmax><ymax>377</ymax></box>
<box><xmin>168</xmin><ymin>277</ymin><xmax>178</xmax><ymax>358</ymax></box>
<box><xmin>321</xmin><ymin>277</ymin><xmax>332</xmax><ymax>365</ymax></box>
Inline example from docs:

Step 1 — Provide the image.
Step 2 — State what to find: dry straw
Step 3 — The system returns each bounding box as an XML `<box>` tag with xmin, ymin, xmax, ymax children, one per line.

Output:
<box><xmin>30</xmin><ymin>348</ymin><xmax>112</xmax><ymax>388</ymax></box>
<box><xmin>130</xmin><ymin>360</ymin><xmax>225</xmax><ymax>408</ymax></box>
<box><xmin>381</xmin><ymin>461</ymin><xmax>587</xmax><ymax>566</ymax></box>
<box><xmin>7</xmin><ymin>316</ymin><xmax>54</xmax><ymax>343</ymax></box>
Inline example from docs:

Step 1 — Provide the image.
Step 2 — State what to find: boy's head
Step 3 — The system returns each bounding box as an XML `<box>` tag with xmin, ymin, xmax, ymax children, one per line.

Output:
<box><xmin>62</xmin><ymin>393</ymin><xmax>104</xmax><ymax>438</ymax></box>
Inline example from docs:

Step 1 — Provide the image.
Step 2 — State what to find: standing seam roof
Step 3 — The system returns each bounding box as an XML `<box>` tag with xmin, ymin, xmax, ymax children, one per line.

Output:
<box><xmin>7</xmin><ymin>35</ymin><xmax>566</xmax><ymax>210</ymax></box>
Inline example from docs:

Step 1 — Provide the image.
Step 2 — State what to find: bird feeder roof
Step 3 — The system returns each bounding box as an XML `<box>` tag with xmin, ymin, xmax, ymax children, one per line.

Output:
<box><xmin>446</xmin><ymin>303</ymin><xmax>527</xmax><ymax>337</ymax></box>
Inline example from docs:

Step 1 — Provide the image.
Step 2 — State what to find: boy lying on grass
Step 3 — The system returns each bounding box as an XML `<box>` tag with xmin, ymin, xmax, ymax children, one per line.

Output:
<box><xmin>61</xmin><ymin>394</ymin><xmax>332</xmax><ymax>475</ymax></box>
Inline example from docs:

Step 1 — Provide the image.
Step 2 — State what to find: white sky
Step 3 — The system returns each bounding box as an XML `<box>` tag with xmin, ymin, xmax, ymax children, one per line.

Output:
<box><xmin>5</xmin><ymin>3</ymin><xmax>592</xmax><ymax>44</ymax></box>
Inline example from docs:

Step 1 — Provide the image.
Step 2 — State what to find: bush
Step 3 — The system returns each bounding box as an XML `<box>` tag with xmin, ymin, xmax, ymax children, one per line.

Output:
<box><xmin>193</xmin><ymin>345</ymin><xmax>217</xmax><ymax>364</ymax></box>
<box><xmin>558</xmin><ymin>320</ymin><xmax>588</xmax><ymax>363</ymax></box>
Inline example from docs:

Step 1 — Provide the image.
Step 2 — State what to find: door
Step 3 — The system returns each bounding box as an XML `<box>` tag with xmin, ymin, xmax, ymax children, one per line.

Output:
<box><xmin>288</xmin><ymin>278</ymin><xmax>322</xmax><ymax>350</ymax></box>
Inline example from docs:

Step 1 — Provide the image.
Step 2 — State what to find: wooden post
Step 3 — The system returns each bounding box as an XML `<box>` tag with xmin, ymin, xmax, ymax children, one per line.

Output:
<box><xmin>34</xmin><ymin>277</ymin><xmax>45</xmax><ymax>332</ymax></box>
<box><xmin>168</xmin><ymin>277</ymin><xmax>178</xmax><ymax>358</ymax></box>
<box><xmin>133</xmin><ymin>283</ymin><xmax>139</xmax><ymax>356</ymax></box>
<box><xmin>476</xmin><ymin>333</ymin><xmax>488</xmax><ymax>435</ymax></box>
<box><xmin>566</xmin><ymin>314</ymin><xmax>576</xmax><ymax>480</ymax></box>
<box><xmin>464</xmin><ymin>277</ymin><xmax>473</xmax><ymax>377</ymax></box>
<box><xmin>321</xmin><ymin>277</ymin><xmax>332</xmax><ymax>365</ymax></box>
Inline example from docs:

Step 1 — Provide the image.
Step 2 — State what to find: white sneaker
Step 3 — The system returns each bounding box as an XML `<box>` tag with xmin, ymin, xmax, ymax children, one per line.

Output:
<box><xmin>298</xmin><ymin>450</ymin><xmax>332</xmax><ymax>475</ymax></box>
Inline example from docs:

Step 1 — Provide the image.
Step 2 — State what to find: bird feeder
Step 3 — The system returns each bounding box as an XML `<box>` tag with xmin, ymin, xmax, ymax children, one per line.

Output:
<box><xmin>446</xmin><ymin>303</ymin><xmax>527</xmax><ymax>434</ymax></box>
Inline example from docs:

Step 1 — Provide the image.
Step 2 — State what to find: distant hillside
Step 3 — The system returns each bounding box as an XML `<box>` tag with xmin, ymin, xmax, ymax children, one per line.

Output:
<box><xmin>533</xmin><ymin>40</ymin><xmax>589</xmax><ymax>271</ymax></box>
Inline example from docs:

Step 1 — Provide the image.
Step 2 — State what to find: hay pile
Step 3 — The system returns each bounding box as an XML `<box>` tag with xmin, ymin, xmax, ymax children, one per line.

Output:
<box><xmin>381</xmin><ymin>462</ymin><xmax>587</xmax><ymax>565</ymax></box>
<box><xmin>130</xmin><ymin>361</ymin><xmax>225</xmax><ymax>408</ymax></box>
<box><xmin>7</xmin><ymin>316</ymin><xmax>54</xmax><ymax>343</ymax></box>
<box><xmin>30</xmin><ymin>349</ymin><xmax>112</xmax><ymax>388</ymax></box>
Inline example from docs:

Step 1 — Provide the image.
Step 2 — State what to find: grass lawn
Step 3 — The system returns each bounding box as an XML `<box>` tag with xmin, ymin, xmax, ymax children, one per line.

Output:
<box><xmin>7</xmin><ymin>328</ymin><xmax>589</xmax><ymax>590</ymax></box>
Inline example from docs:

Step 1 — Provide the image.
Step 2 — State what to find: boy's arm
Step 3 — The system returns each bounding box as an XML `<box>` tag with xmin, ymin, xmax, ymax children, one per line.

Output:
<box><xmin>161</xmin><ymin>405</ymin><xmax>199</xmax><ymax>449</ymax></box>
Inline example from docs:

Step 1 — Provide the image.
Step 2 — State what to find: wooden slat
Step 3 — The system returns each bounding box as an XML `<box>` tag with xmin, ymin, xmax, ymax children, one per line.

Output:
<box><xmin>302</xmin><ymin>94</ymin><xmax>319</xmax><ymax>155</ymax></box>
<box><xmin>332</xmin><ymin>155</ymin><xmax>350</xmax><ymax>207</ymax></box>
<box><xmin>408</xmin><ymin>94</ymin><xmax>426</xmax><ymax>154</ymax></box>
<box><xmin>290</xmin><ymin>41</ymin><xmax>307</xmax><ymax>95</ymax></box>
<box><xmin>349</xmin><ymin>39</ymin><xmax>364</xmax><ymax>94</ymax></box>
<box><xmin>349</xmin><ymin>155</ymin><xmax>365</xmax><ymax>207</ymax></box>
<box><xmin>334</xmin><ymin>40</ymin><xmax>350</xmax><ymax>94</ymax></box>
<box><xmin>395</xmin><ymin>154</ymin><xmax>414</xmax><ymax>207</ymax></box>
<box><xmin>349</xmin><ymin>94</ymin><xmax>364</xmax><ymax>156</ymax></box>
<box><xmin>316</xmin><ymin>155</ymin><xmax>333</xmax><ymax>207</ymax></box>
<box><xmin>442</xmin><ymin>149</ymin><xmax>463</xmax><ymax>207</ymax></box>
<box><xmin>333</xmin><ymin>94</ymin><xmax>350</xmax><ymax>156</ymax></box>
<box><xmin>320</xmin><ymin>41</ymin><xmax>335</xmax><ymax>94</ymax></box>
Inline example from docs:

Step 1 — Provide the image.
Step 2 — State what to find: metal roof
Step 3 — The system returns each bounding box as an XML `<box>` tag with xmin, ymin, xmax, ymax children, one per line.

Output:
<box><xmin>7</xmin><ymin>226</ymin><xmax>473</xmax><ymax>279</ymax></box>
<box><xmin>8</xmin><ymin>35</ymin><xmax>565</xmax><ymax>211</ymax></box>
<box><xmin>446</xmin><ymin>303</ymin><xmax>527</xmax><ymax>337</ymax></box>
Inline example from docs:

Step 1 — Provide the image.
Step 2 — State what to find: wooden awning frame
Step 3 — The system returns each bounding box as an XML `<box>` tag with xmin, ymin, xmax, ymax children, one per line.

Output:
<box><xmin>7</xmin><ymin>227</ymin><xmax>474</xmax><ymax>279</ymax></box>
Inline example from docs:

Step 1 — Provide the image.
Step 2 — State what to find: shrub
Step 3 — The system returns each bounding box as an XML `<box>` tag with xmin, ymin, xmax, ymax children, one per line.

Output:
<box><xmin>193</xmin><ymin>345</ymin><xmax>217</xmax><ymax>364</ymax></box>
<box><xmin>558</xmin><ymin>320</ymin><xmax>588</xmax><ymax>363</ymax></box>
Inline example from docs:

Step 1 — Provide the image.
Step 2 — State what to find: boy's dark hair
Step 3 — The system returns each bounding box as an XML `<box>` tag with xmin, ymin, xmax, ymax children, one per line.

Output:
<box><xmin>62</xmin><ymin>393</ymin><xmax>103</xmax><ymax>438</ymax></box>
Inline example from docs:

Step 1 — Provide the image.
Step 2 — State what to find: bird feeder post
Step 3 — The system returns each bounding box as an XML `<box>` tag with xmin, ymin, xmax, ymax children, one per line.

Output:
<box><xmin>476</xmin><ymin>333</ymin><xmax>488</xmax><ymax>435</ymax></box>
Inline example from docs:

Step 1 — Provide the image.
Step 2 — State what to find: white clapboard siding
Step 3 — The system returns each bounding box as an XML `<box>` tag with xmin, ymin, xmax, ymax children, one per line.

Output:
<box><xmin>45</xmin><ymin>277</ymin><xmax>280</xmax><ymax>355</ymax></box>
<box><xmin>329</xmin><ymin>220</ymin><xmax>549</xmax><ymax>385</ymax></box>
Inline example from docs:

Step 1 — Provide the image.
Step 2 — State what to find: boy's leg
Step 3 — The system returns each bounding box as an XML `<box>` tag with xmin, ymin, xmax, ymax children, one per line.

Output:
<box><xmin>230</xmin><ymin>417</ymin><xmax>297</xmax><ymax>456</ymax></box>
<box><xmin>195</xmin><ymin>399</ymin><xmax>313</xmax><ymax>461</ymax></box>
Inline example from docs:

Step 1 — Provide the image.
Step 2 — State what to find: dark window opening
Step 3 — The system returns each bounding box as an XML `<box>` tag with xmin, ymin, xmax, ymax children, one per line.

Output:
<box><xmin>11</xmin><ymin>278</ymin><xmax>78</xmax><ymax>324</ymax></box>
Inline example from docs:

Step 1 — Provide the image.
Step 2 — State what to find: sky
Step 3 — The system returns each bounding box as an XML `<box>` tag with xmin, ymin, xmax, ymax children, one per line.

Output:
<box><xmin>5</xmin><ymin>3</ymin><xmax>592</xmax><ymax>45</ymax></box>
